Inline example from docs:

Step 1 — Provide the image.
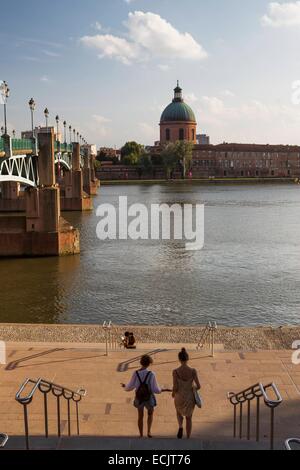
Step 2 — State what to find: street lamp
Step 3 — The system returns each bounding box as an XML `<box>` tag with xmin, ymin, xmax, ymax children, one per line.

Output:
<box><xmin>0</xmin><ymin>81</ymin><xmax>10</xmax><ymax>135</ymax></box>
<box><xmin>1</xmin><ymin>127</ymin><xmax>4</xmax><ymax>136</ymax></box>
<box><xmin>63</xmin><ymin>121</ymin><xmax>67</xmax><ymax>145</ymax></box>
<box><xmin>12</xmin><ymin>130</ymin><xmax>15</xmax><ymax>138</ymax></box>
<box><xmin>77</xmin><ymin>132</ymin><xmax>79</xmax><ymax>143</ymax></box>
<box><xmin>28</xmin><ymin>98</ymin><xmax>36</xmax><ymax>136</ymax></box>
<box><xmin>69</xmin><ymin>125</ymin><xmax>72</xmax><ymax>144</ymax></box>
<box><xmin>55</xmin><ymin>115</ymin><xmax>60</xmax><ymax>142</ymax></box>
<box><xmin>73</xmin><ymin>129</ymin><xmax>76</xmax><ymax>142</ymax></box>
<box><xmin>44</xmin><ymin>108</ymin><xmax>49</xmax><ymax>131</ymax></box>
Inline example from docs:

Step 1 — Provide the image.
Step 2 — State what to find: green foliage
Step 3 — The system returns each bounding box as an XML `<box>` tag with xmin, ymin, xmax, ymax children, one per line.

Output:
<box><xmin>161</xmin><ymin>140</ymin><xmax>194</xmax><ymax>178</ymax></box>
<box><xmin>121</xmin><ymin>141</ymin><xmax>144</xmax><ymax>166</ymax></box>
<box><xmin>139</xmin><ymin>152</ymin><xmax>153</xmax><ymax>170</ymax></box>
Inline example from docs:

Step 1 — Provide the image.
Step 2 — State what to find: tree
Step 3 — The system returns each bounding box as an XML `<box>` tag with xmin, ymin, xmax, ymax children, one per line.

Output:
<box><xmin>121</xmin><ymin>141</ymin><xmax>144</xmax><ymax>166</ymax></box>
<box><xmin>174</xmin><ymin>140</ymin><xmax>194</xmax><ymax>179</ymax></box>
<box><xmin>139</xmin><ymin>152</ymin><xmax>153</xmax><ymax>171</ymax></box>
<box><xmin>161</xmin><ymin>143</ymin><xmax>179</xmax><ymax>179</ymax></box>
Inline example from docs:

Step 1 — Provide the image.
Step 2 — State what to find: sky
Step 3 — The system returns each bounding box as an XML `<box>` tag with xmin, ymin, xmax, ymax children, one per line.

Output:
<box><xmin>2</xmin><ymin>0</ymin><xmax>300</xmax><ymax>147</ymax></box>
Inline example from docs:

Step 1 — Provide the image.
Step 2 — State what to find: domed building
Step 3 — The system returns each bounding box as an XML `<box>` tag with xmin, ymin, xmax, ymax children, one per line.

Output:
<box><xmin>160</xmin><ymin>82</ymin><xmax>197</xmax><ymax>145</ymax></box>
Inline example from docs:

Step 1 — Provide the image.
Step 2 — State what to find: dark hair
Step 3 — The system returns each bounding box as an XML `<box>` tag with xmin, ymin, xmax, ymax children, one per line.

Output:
<box><xmin>178</xmin><ymin>348</ymin><xmax>189</xmax><ymax>362</ymax></box>
<box><xmin>140</xmin><ymin>355</ymin><xmax>153</xmax><ymax>368</ymax></box>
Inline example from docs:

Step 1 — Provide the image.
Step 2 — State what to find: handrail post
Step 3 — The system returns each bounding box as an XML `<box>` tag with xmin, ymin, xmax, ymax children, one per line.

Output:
<box><xmin>256</xmin><ymin>397</ymin><xmax>260</xmax><ymax>442</ymax></box>
<box><xmin>76</xmin><ymin>402</ymin><xmax>80</xmax><ymax>435</ymax></box>
<box><xmin>67</xmin><ymin>399</ymin><xmax>71</xmax><ymax>436</ymax></box>
<box><xmin>57</xmin><ymin>396</ymin><xmax>61</xmax><ymax>438</ymax></box>
<box><xmin>239</xmin><ymin>403</ymin><xmax>243</xmax><ymax>439</ymax></box>
<box><xmin>23</xmin><ymin>404</ymin><xmax>30</xmax><ymax>450</ymax></box>
<box><xmin>44</xmin><ymin>393</ymin><xmax>49</xmax><ymax>438</ymax></box>
<box><xmin>270</xmin><ymin>407</ymin><xmax>275</xmax><ymax>451</ymax></box>
<box><xmin>233</xmin><ymin>404</ymin><xmax>237</xmax><ymax>438</ymax></box>
<box><xmin>247</xmin><ymin>400</ymin><xmax>251</xmax><ymax>440</ymax></box>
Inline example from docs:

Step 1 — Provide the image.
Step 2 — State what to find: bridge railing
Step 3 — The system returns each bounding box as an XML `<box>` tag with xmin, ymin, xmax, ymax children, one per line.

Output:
<box><xmin>12</xmin><ymin>139</ymin><xmax>34</xmax><ymax>152</ymax></box>
<box><xmin>16</xmin><ymin>378</ymin><xmax>86</xmax><ymax>450</ymax></box>
<box><xmin>228</xmin><ymin>382</ymin><xmax>283</xmax><ymax>450</ymax></box>
<box><xmin>54</xmin><ymin>142</ymin><xmax>73</xmax><ymax>153</ymax></box>
<box><xmin>196</xmin><ymin>321</ymin><xmax>217</xmax><ymax>357</ymax></box>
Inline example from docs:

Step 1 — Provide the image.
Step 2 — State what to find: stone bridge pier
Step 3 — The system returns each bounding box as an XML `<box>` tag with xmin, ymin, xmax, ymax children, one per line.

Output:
<box><xmin>59</xmin><ymin>143</ymin><xmax>93</xmax><ymax>211</ymax></box>
<box><xmin>0</xmin><ymin>130</ymin><xmax>80</xmax><ymax>257</ymax></box>
<box><xmin>83</xmin><ymin>150</ymin><xmax>100</xmax><ymax>196</ymax></box>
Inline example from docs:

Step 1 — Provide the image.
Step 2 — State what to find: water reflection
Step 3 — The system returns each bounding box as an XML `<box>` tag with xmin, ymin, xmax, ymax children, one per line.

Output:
<box><xmin>0</xmin><ymin>183</ymin><xmax>299</xmax><ymax>326</ymax></box>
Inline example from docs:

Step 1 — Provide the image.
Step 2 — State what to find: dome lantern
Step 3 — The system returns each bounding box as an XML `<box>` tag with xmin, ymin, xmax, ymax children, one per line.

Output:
<box><xmin>173</xmin><ymin>81</ymin><xmax>183</xmax><ymax>103</ymax></box>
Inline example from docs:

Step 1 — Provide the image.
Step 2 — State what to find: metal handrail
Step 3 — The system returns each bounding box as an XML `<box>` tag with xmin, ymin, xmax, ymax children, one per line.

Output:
<box><xmin>103</xmin><ymin>321</ymin><xmax>120</xmax><ymax>355</ymax></box>
<box><xmin>15</xmin><ymin>378</ymin><xmax>86</xmax><ymax>450</ymax></box>
<box><xmin>0</xmin><ymin>434</ymin><xmax>8</xmax><ymax>448</ymax></box>
<box><xmin>228</xmin><ymin>382</ymin><xmax>283</xmax><ymax>450</ymax></box>
<box><xmin>285</xmin><ymin>439</ymin><xmax>300</xmax><ymax>451</ymax></box>
<box><xmin>197</xmin><ymin>321</ymin><xmax>217</xmax><ymax>357</ymax></box>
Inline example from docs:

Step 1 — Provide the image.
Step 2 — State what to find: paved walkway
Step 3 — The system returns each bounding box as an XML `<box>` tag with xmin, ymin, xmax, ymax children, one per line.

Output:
<box><xmin>0</xmin><ymin>342</ymin><xmax>299</xmax><ymax>449</ymax></box>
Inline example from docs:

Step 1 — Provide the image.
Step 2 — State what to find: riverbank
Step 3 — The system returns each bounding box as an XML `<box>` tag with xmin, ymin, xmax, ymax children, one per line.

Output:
<box><xmin>0</xmin><ymin>323</ymin><xmax>299</xmax><ymax>350</ymax></box>
<box><xmin>100</xmin><ymin>177</ymin><xmax>298</xmax><ymax>185</ymax></box>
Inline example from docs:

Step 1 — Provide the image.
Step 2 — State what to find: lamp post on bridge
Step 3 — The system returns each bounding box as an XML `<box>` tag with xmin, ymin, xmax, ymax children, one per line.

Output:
<box><xmin>0</xmin><ymin>81</ymin><xmax>10</xmax><ymax>136</ymax></box>
<box><xmin>77</xmin><ymin>132</ymin><xmax>79</xmax><ymax>144</ymax></box>
<box><xmin>63</xmin><ymin>121</ymin><xmax>67</xmax><ymax>147</ymax></box>
<box><xmin>44</xmin><ymin>108</ymin><xmax>49</xmax><ymax>131</ymax></box>
<box><xmin>73</xmin><ymin>129</ymin><xmax>76</xmax><ymax>142</ymax></box>
<box><xmin>12</xmin><ymin>130</ymin><xmax>15</xmax><ymax>138</ymax></box>
<box><xmin>55</xmin><ymin>115</ymin><xmax>60</xmax><ymax>141</ymax></box>
<box><xmin>28</xmin><ymin>98</ymin><xmax>37</xmax><ymax>153</ymax></box>
<box><xmin>69</xmin><ymin>125</ymin><xmax>72</xmax><ymax>144</ymax></box>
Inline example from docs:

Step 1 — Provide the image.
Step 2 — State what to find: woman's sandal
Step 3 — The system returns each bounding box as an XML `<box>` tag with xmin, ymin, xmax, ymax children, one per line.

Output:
<box><xmin>177</xmin><ymin>428</ymin><xmax>183</xmax><ymax>439</ymax></box>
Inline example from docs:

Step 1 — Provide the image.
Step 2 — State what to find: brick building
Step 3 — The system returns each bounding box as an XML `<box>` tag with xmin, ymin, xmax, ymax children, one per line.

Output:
<box><xmin>192</xmin><ymin>143</ymin><xmax>300</xmax><ymax>178</ymax></box>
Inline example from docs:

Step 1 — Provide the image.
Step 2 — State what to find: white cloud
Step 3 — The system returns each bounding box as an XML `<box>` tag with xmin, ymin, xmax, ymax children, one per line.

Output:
<box><xmin>221</xmin><ymin>89</ymin><xmax>235</xmax><ymax>97</ymax></box>
<box><xmin>93</xmin><ymin>22</ymin><xmax>102</xmax><ymax>31</ymax></box>
<box><xmin>80</xmin><ymin>11</ymin><xmax>207</xmax><ymax>65</ymax></box>
<box><xmin>40</xmin><ymin>76</ymin><xmax>50</xmax><ymax>82</ymax></box>
<box><xmin>262</xmin><ymin>2</ymin><xmax>300</xmax><ymax>27</ymax></box>
<box><xmin>92</xmin><ymin>114</ymin><xmax>112</xmax><ymax>138</ymax></box>
<box><xmin>185</xmin><ymin>92</ymin><xmax>199</xmax><ymax>103</ymax></box>
<box><xmin>139</xmin><ymin>122</ymin><xmax>156</xmax><ymax>141</ymax></box>
<box><xmin>158</xmin><ymin>64</ymin><xmax>170</xmax><ymax>72</ymax></box>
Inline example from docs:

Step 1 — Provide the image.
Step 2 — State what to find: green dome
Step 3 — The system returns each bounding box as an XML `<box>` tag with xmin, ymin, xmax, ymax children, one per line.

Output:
<box><xmin>160</xmin><ymin>101</ymin><xmax>196</xmax><ymax>123</ymax></box>
<box><xmin>160</xmin><ymin>82</ymin><xmax>196</xmax><ymax>123</ymax></box>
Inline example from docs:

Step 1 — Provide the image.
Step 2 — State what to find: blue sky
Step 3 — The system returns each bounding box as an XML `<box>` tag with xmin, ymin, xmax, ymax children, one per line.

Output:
<box><xmin>2</xmin><ymin>0</ymin><xmax>300</xmax><ymax>147</ymax></box>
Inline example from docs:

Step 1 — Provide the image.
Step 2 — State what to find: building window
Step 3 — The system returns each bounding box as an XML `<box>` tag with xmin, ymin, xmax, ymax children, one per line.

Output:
<box><xmin>192</xmin><ymin>129</ymin><xmax>195</xmax><ymax>141</ymax></box>
<box><xmin>166</xmin><ymin>129</ymin><xmax>170</xmax><ymax>141</ymax></box>
<box><xmin>179</xmin><ymin>129</ymin><xmax>184</xmax><ymax>141</ymax></box>
<box><xmin>224</xmin><ymin>171</ymin><xmax>227</xmax><ymax>177</ymax></box>
<box><xmin>241</xmin><ymin>171</ymin><xmax>244</xmax><ymax>177</ymax></box>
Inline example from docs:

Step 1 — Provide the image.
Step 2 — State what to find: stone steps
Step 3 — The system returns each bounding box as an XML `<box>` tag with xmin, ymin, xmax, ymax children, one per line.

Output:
<box><xmin>3</xmin><ymin>436</ymin><xmax>282</xmax><ymax>451</ymax></box>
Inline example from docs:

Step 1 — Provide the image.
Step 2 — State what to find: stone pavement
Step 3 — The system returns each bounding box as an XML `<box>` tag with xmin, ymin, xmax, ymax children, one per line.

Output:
<box><xmin>0</xmin><ymin>341</ymin><xmax>299</xmax><ymax>450</ymax></box>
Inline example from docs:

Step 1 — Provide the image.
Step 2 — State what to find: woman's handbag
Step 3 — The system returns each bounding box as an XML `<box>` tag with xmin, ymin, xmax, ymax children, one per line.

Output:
<box><xmin>194</xmin><ymin>389</ymin><xmax>203</xmax><ymax>409</ymax></box>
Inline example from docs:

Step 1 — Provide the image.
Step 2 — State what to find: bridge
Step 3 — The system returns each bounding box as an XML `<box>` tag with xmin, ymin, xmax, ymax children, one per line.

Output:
<box><xmin>0</xmin><ymin>130</ymin><xmax>100</xmax><ymax>257</ymax></box>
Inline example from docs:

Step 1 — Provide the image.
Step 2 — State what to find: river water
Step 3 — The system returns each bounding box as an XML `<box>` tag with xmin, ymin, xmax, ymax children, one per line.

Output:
<box><xmin>1</xmin><ymin>183</ymin><xmax>300</xmax><ymax>327</ymax></box>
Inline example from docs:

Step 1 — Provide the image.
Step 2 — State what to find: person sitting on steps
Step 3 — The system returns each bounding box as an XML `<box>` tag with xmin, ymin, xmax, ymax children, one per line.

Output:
<box><xmin>121</xmin><ymin>332</ymin><xmax>136</xmax><ymax>349</ymax></box>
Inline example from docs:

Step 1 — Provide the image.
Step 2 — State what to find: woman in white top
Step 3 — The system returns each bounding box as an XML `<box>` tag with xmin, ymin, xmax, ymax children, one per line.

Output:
<box><xmin>121</xmin><ymin>355</ymin><xmax>163</xmax><ymax>438</ymax></box>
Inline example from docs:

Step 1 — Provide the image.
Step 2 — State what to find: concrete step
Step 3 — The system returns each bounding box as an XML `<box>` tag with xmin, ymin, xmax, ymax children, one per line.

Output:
<box><xmin>3</xmin><ymin>436</ymin><xmax>284</xmax><ymax>451</ymax></box>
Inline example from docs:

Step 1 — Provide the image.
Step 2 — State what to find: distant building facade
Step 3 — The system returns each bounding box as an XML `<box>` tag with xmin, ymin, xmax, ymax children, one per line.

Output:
<box><xmin>192</xmin><ymin>143</ymin><xmax>300</xmax><ymax>178</ymax></box>
<box><xmin>197</xmin><ymin>134</ymin><xmax>210</xmax><ymax>145</ymax></box>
